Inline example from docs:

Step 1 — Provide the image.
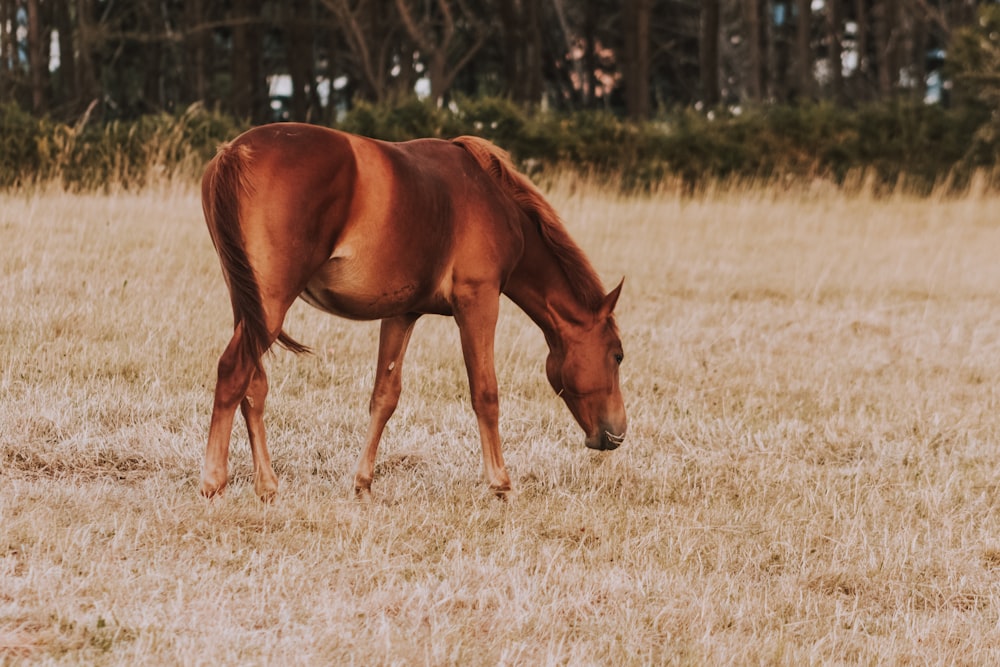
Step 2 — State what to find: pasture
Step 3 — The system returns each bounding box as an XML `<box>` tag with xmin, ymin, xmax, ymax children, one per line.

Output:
<box><xmin>3</xmin><ymin>181</ymin><xmax>1000</xmax><ymax>664</ymax></box>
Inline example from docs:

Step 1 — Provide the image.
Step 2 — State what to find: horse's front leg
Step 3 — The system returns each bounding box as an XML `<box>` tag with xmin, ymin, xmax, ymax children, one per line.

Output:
<box><xmin>201</xmin><ymin>324</ymin><xmax>255</xmax><ymax>498</ymax></box>
<box><xmin>353</xmin><ymin>314</ymin><xmax>420</xmax><ymax>500</ymax></box>
<box><xmin>453</xmin><ymin>289</ymin><xmax>511</xmax><ymax>498</ymax></box>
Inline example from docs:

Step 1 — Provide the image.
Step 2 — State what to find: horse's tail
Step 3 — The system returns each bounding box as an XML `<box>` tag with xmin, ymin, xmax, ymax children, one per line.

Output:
<box><xmin>203</xmin><ymin>142</ymin><xmax>309</xmax><ymax>369</ymax></box>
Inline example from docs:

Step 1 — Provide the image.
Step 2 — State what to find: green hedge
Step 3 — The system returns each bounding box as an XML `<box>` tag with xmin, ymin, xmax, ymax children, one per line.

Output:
<box><xmin>339</xmin><ymin>97</ymin><xmax>993</xmax><ymax>192</ymax></box>
<box><xmin>0</xmin><ymin>97</ymin><xmax>995</xmax><ymax>193</ymax></box>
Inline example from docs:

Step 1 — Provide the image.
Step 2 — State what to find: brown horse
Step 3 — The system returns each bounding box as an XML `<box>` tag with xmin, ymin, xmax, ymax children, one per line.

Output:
<box><xmin>200</xmin><ymin>123</ymin><xmax>626</xmax><ymax>501</ymax></box>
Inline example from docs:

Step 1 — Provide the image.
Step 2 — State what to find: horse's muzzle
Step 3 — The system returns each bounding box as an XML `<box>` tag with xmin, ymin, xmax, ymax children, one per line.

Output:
<box><xmin>585</xmin><ymin>426</ymin><xmax>626</xmax><ymax>451</ymax></box>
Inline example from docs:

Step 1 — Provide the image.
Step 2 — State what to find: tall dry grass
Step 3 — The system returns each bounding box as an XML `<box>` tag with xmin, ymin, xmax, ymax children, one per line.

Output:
<box><xmin>3</xmin><ymin>179</ymin><xmax>1000</xmax><ymax>664</ymax></box>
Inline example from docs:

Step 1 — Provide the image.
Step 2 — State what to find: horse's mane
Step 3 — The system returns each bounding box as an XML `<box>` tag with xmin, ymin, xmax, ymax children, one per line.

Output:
<box><xmin>452</xmin><ymin>136</ymin><xmax>606</xmax><ymax>311</ymax></box>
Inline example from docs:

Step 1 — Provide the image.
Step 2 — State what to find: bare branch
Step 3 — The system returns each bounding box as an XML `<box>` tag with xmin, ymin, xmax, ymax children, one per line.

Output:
<box><xmin>395</xmin><ymin>0</ymin><xmax>433</xmax><ymax>53</ymax></box>
<box><xmin>321</xmin><ymin>0</ymin><xmax>382</xmax><ymax>98</ymax></box>
<box><xmin>436</xmin><ymin>0</ymin><xmax>455</xmax><ymax>47</ymax></box>
<box><xmin>908</xmin><ymin>0</ymin><xmax>950</xmax><ymax>34</ymax></box>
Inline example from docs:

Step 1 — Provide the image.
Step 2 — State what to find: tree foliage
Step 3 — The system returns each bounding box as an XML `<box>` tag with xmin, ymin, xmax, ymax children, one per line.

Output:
<box><xmin>2</xmin><ymin>0</ymin><xmax>1000</xmax><ymax>192</ymax></box>
<box><xmin>0</xmin><ymin>0</ymin><xmax>984</xmax><ymax>123</ymax></box>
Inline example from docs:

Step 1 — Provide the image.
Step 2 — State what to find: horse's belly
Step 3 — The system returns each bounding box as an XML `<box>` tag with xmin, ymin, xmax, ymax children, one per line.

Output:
<box><xmin>299</xmin><ymin>256</ymin><xmax>449</xmax><ymax>319</ymax></box>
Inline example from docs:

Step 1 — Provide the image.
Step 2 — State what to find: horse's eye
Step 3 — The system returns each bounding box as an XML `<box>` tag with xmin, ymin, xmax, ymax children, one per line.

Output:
<box><xmin>614</xmin><ymin>353</ymin><xmax>624</xmax><ymax>366</ymax></box>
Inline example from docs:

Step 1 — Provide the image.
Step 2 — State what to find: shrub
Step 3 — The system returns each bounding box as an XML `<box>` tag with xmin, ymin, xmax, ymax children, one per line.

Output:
<box><xmin>0</xmin><ymin>97</ymin><xmax>995</xmax><ymax>193</ymax></box>
<box><xmin>0</xmin><ymin>104</ymin><xmax>242</xmax><ymax>191</ymax></box>
<box><xmin>0</xmin><ymin>103</ymin><xmax>44</xmax><ymax>187</ymax></box>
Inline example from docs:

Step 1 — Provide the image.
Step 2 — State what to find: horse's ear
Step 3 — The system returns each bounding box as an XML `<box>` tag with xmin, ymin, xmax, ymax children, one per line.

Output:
<box><xmin>599</xmin><ymin>278</ymin><xmax>624</xmax><ymax>319</ymax></box>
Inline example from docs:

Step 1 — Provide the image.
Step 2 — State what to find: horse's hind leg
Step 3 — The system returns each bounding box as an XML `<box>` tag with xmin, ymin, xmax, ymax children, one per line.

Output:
<box><xmin>201</xmin><ymin>323</ymin><xmax>256</xmax><ymax>498</ymax></box>
<box><xmin>353</xmin><ymin>314</ymin><xmax>420</xmax><ymax>500</ymax></box>
<box><xmin>241</xmin><ymin>367</ymin><xmax>278</xmax><ymax>502</ymax></box>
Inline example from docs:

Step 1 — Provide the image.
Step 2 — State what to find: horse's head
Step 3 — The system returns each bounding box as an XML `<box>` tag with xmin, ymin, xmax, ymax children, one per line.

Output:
<box><xmin>546</xmin><ymin>280</ymin><xmax>627</xmax><ymax>450</ymax></box>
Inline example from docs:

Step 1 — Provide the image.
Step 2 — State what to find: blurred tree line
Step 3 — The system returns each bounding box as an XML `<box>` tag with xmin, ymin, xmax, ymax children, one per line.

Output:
<box><xmin>0</xmin><ymin>0</ymin><xmax>988</xmax><ymax>124</ymax></box>
<box><xmin>5</xmin><ymin>0</ymin><xmax>1000</xmax><ymax>192</ymax></box>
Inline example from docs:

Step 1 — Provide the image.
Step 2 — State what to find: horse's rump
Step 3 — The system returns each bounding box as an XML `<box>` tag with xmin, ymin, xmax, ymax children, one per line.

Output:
<box><xmin>203</xmin><ymin>141</ymin><xmax>309</xmax><ymax>368</ymax></box>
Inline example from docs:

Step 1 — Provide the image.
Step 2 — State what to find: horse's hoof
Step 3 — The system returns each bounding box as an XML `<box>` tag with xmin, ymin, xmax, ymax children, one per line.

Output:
<box><xmin>256</xmin><ymin>486</ymin><xmax>278</xmax><ymax>504</ymax></box>
<box><xmin>254</xmin><ymin>474</ymin><xmax>279</xmax><ymax>503</ymax></box>
<box><xmin>490</xmin><ymin>484</ymin><xmax>512</xmax><ymax>502</ymax></box>
<box><xmin>354</xmin><ymin>485</ymin><xmax>373</xmax><ymax>503</ymax></box>
<box><xmin>200</xmin><ymin>478</ymin><xmax>227</xmax><ymax>499</ymax></box>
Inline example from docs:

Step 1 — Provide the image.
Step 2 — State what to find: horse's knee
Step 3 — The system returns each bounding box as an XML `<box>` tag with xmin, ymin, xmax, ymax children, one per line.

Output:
<box><xmin>470</xmin><ymin>388</ymin><xmax>500</xmax><ymax>422</ymax></box>
<box><xmin>369</xmin><ymin>395</ymin><xmax>399</xmax><ymax>422</ymax></box>
<box><xmin>369</xmin><ymin>377</ymin><xmax>402</xmax><ymax>417</ymax></box>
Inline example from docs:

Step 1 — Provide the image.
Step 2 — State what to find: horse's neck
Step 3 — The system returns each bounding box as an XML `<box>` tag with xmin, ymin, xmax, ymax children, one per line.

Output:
<box><xmin>503</xmin><ymin>224</ymin><xmax>591</xmax><ymax>347</ymax></box>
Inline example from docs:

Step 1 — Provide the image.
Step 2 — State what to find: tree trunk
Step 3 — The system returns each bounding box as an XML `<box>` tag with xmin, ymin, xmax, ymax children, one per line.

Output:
<box><xmin>322</xmin><ymin>0</ymin><xmax>385</xmax><ymax>103</ymax></box>
<box><xmin>27</xmin><ymin>0</ymin><xmax>47</xmax><ymax>113</ymax></box>
<box><xmin>76</xmin><ymin>0</ymin><xmax>101</xmax><ymax>109</ymax></box>
<box><xmin>285</xmin><ymin>0</ymin><xmax>314</xmax><ymax>121</ymax></box>
<box><xmin>54</xmin><ymin>0</ymin><xmax>78</xmax><ymax>110</ymax></box>
<box><xmin>827</xmin><ymin>0</ymin><xmax>843</xmax><ymax>102</ymax></box>
<box><xmin>623</xmin><ymin>0</ymin><xmax>651</xmax><ymax>119</ymax></box>
<box><xmin>852</xmin><ymin>0</ymin><xmax>870</xmax><ymax>98</ymax></box>
<box><xmin>428</xmin><ymin>51</ymin><xmax>448</xmax><ymax>104</ymax></box>
<box><xmin>524</xmin><ymin>0</ymin><xmax>543</xmax><ymax>105</ymax></box>
<box><xmin>230</xmin><ymin>0</ymin><xmax>265</xmax><ymax>122</ymax></box>
<box><xmin>771</xmin><ymin>1</ymin><xmax>792</xmax><ymax>101</ymax></box>
<box><xmin>499</xmin><ymin>0</ymin><xmax>521</xmax><ymax>99</ymax></box>
<box><xmin>231</xmin><ymin>6</ymin><xmax>251</xmax><ymax>119</ymax></box>
<box><xmin>395</xmin><ymin>0</ymin><xmax>489</xmax><ymax>105</ymax></box>
<box><xmin>745</xmin><ymin>0</ymin><xmax>763</xmax><ymax>101</ymax></box>
<box><xmin>700</xmin><ymin>0</ymin><xmax>720</xmax><ymax>105</ymax></box>
<box><xmin>142</xmin><ymin>0</ymin><xmax>164</xmax><ymax>112</ymax></box>
<box><xmin>795</xmin><ymin>0</ymin><xmax>812</xmax><ymax>100</ymax></box>
<box><xmin>184</xmin><ymin>0</ymin><xmax>211</xmax><ymax>106</ymax></box>
<box><xmin>500</xmin><ymin>0</ymin><xmax>542</xmax><ymax>104</ymax></box>
<box><xmin>1</xmin><ymin>0</ymin><xmax>15</xmax><ymax>100</ymax></box>
<box><xmin>911</xmin><ymin>8</ymin><xmax>927</xmax><ymax>101</ymax></box>
<box><xmin>584</xmin><ymin>0</ymin><xmax>599</xmax><ymax>107</ymax></box>
<box><xmin>874</xmin><ymin>0</ymin><xmax>897</xmax><ymax>97</ymax></box>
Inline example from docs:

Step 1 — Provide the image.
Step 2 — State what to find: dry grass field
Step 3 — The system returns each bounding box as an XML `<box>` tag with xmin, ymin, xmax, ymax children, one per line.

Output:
<box><xmin>3</xmin><ymin>178</ymin><xmax>1000</xmax><ymax>665</ymax></box>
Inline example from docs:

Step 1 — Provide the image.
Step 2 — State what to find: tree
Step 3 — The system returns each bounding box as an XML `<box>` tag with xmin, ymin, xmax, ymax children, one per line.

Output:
<box><xmin>744</xmin><ymin>0</ymin><xmax>763</xmax><ymax>101</ymax></box>
<box><xmin>75</xmin><ymin>0</ymin><xmax>102</xmax><ymax>112</ymax></box>
<box><xmin>284</xmin><ymin>0</ymin><xmax>319</xmax><ymax>121</ymax></box>
<box><xmin>622</xmin><ymin>0</ymin><xmax>651</xmax><ymax>118</ymax></box>
<box><xmin>947</xmin><ymin>3</ymin><xmax>1000</xmax><ymax>109</ymax></box>
<box><xmin>26</xmin><ymin>0</ymin><xmax>47</xmax><ymax>113</ymax></box>
<box><xmin>873</xmin><ymin>0</ymin><xmax>899</xmax><ymax>96</ymax></box>
<box><xmin>322</xmin><ymin>0</ymin><xmax>407</xmax><ymax>103</ymax></box>
<box><xmin>827</xmin><ymin>0</ymin><xmax>844</xmax><ymax>102</ymax></box>
<box><xmin>0</xmin><ymin>0</ymin><xmax>987</xmax><ymax>127</ymax></box>
<box><xmin>183</xmin><ymin>0</ymin><xmax>213</xmax><ymax>108</ymax></box>
<box><xmin>700</xmin><ymin>0</ymin><xmax>720</xmax><ymax>105</ymax></box>
<box><xmin>395</xmin><ymin>0</ymin><xmax>491</xmax><ymax>103</ymax></box>
<box><xmin>498</xmin><ymin>0</ymin><xmax>544</xmax><ymax>104</ymax></box>
<box><xmin>795</xmin><ymin>0</ymin><xmax>812</xmax><ymax>100</ymax></box>
<box><xmin>230</xmin><ymin>0</ymin><xmax>267</xmax><ymax>122</ymax></box>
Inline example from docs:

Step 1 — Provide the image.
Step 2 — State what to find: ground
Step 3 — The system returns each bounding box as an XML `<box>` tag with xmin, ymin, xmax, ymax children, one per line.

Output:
<box><xmin>2</xmin><ymin>180</ymin><xmax>1000</xmax><ymax>664</ymax></box>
